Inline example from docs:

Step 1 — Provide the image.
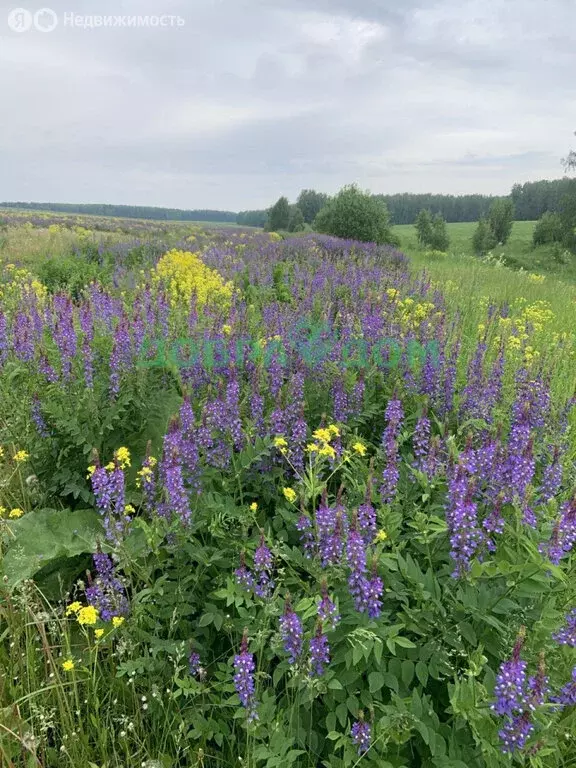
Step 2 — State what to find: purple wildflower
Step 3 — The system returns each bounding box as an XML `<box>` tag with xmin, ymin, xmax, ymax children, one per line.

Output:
<box><xmin>254</xmin><ymin>532</ymin><xmax>274</xmax><ymax>598</ymax></box>
<box><xmin>553</xmin><ymin>609</ymin><xmax>576</xmax><ymax>647</ymax></box>
<box><xmin>543</xmin><ymin>495</ymin><xmax>576</xmax><ymax>564</ymax></box>
<box><xmin>235</xmin><ymin>552</ymin><xmax>254</xmax><ymax>592</ymax></box>
<box><xmin>279</xmin><ymin>597</ymin><xmax>303</xmax><ymax>663</ymax></box>
<box><xmin>364</xmin><ymin>559</ymin><xmax>384</xmax><ymax>619</ymax></box>
<box><xmin>492</xmin><ymin>630</ymin><xmax>529</xmax><ymax>717</ymax></box>
<box><xmin>317</xmin><ymin>581</ymin><xmax>340</xmax><ymax>629</ymax></box>
<box><xmin>85</xmin><ymin>551</ymin><xmax>129</xmax><ymax>621</ymax></box>
<box><xmin>351</xmin><ymin>715</ymin><xmax>371</xmax><ymax>755</ymax></box>
<box><xmin>552</xmin><ymin>667</ymin><xmax>576</xmax><ymax>706</ymax></box>
<box><xmin>31</xmin><ymin>394</ymin><xmax>49</xmax><ymax>437</ymax></box>
<box><xmin>296</xmin><ymin>514</ymin><xmax>316</xmax><ymax>558</ymax></box>
<box><xmin>309</xmin><ymin>622</ymin><xmax>330</xmax><ymax>677</ymax></box>
<box><xmin>358</xmin><ymin>473</ymin><xmax>376</xmax><ymax>544</ymax></box>
<box><xmin>233</xmin><ymin>631</ymin><xmax>258</xmax><ymax>721</ymax></box>
<box><xmin>189</xmin><ymin>652</ymin><xmax>201</xmax><ymax>677</ymax></box>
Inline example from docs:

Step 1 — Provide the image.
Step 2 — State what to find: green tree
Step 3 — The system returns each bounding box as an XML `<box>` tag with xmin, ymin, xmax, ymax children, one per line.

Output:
<box><xmin>313</xmin><ymin>184</ymin><xmax>396</xmax><ymax>245</ymax></box>
<box><xmin>296</xmin><ymin>189</ymin><xmax>329</xmax><ymax>224</ymax></box>
<box><xmin>472</xmin><ymin>218</ymin><xmax>497</xmax><ymax>256</ymax></box>
<box><xmin>430</xmin><ymin>213</ymin><xmax>450</xmax><ymax>251</ymax></box>
<box><xmin>532</xmin><ymin>212</ymin><xmax>564</xmax><ymax>246</ymax></box>
<box><xmin>287</xmin><ymin>205</ymin><xmax>305</xmax><ymax>232</ymax></box>
<box><xmin>415</xmin><ymin>209</ymin><xmax>433</xmax><ymax>247</ymax></box>
<box><xmin>487</xmin><ymin>199</ymin><xmax>515</xmax><ymax>244</ymax></box>
<box><xmin>266</xmin><ymin>197</ymin><xmax>291</xmax><ymax>231</ymax></box>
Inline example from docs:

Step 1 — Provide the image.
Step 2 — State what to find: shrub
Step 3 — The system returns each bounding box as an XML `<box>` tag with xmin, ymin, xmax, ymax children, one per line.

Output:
<box><xmin>472</xmin><ymin>218</ymin><xmax>497</xmax><ymax>256</ymax></box>
<box><xmin>533</xmin><ymin>212</ymin><xmax>564</xmax><ymax>246</ymax></box>
<box><xmin>314</xmin><ymin>185</ymin><xmax>397</xmax><ymax>245</ymax></box>
<box><xmin>487</xmin><ymin>199</ymin><xmax>515</xmax><ymax>245</ymax></box>
<box><xmin>267</xmin><ymin>197</ymin><xmax>291</xmax><ymax>231</ymax></box>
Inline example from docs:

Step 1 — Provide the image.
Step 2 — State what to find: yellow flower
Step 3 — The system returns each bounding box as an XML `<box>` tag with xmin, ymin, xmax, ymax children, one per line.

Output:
<box><xmin>13</xmin><ymin>450</ymin><xmax>29</xmax><ymax>463</ymax></box>
<box><xmin>283</xmin><ymin>487</ymin><xmax>297</xmax><ymax>503</ymax></box>
<box><xmin>312</xmin><ymin>428</ymin><xmax>332</xmax><ymax>443</ymax></box>
<box><xmin>77</xmin><ymin>606</ymin><xmax>99</xmax><ymax>626</ymax></box>
<box><xmin>222</xmin><ymin>324</ymin><xmax>232</xmax><ymax>335</ymax></box>
<box><xmin>124</xmin><ymin>504</ymin><xmax>135</xmax><ymax>514</ymax></box>
<box><xmin>306</xmin><ymin>442</ymin><xmax>319</xmax><ymax>453</ymax></box>
<box><xmin>0</xmin><ymin>506</ymin><xmax>6</xmax><ymax>517</ymax></box>
<box><xmin>386</xmin><ymin>288</ymin><xmax>399</xmax><ymax>300</ymax></box>
<box><xmin>62</xmin><ymin>659</ymin><xmax>75</xmax><ymax>672</ymax></box>
<box><xmin>327</xmin><ymin>425</ymin><xmax>340</xmax><ymax>438</ymax></box>
<box><xmin>273</xmin><ymin>436</ymin><xmax>288</xmax><ymax>449</ymax></box>
<box><xmin>352</xmin><ymin>442</ymin><xmax>367</xmax><ymax>457</ymax></box>
<box><xmin>94</xmin><ymin>628</ymin><xmax>105</xmax><ymax>639</ymax></box>
<box><xmin>8</xmin><ymin>508</ymin><xmax>24</xmax><ymax>519</ymax></box>
<box><xmin>249</xmin><ymin>502</ymin><xmax>258</xmax><ymax>512</ymax></box>
<box><xmin>0</xmin><ymin>446</ymin><xmax>4</xmax><ymax>458</ymax></box>
<box><xmin>375</xmin><ymin>529</ymin><xmax>388</xmax><ymax>543</ymax></box>
<box><xmin>86</xmin><ymin>465</ymin><xmax>96</xmax><ymax>478</ymax></box>
<box><xmin>104</xmin><ymin>461</ymin><xmax>115</xmax><ymax>471</ymax></box>
<box><xmin>115</xmin><ymin>447</ymin><xmax>131</xmax><ymax>469</ymax></box>
<box><xmin>112</xmin><ymin>616</ymin><xmax>125</xmax><ymax>628</ymax></box>
<box><xmin>66</xmin><ymin>601</ymin><xmax>82</xmax><ymax>616</ymax></box>
<box><xmin>318</xmin><ymin>444</ymin><xmax>336</xmax><ymax>459</ymax></box>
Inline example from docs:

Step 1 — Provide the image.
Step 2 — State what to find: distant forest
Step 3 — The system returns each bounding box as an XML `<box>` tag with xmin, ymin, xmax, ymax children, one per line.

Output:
<box><xmin>0</xmin><ymin>201</ymin><xmax>238</xmax><ymax>223</ymax></box>
<box><xmin>2</xmin><ymin>178</ymin><xmax>575</xmax><ymax>226</ymax></box>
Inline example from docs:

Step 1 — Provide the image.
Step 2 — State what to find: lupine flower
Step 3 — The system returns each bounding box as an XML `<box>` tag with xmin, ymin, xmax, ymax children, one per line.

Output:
<box><xmin>358</xmin><ymin>473</ymin><xmax>376</xmax><ymax>544</ymax></box>
<box><xmin>86</xmin><ymin>551</ymin><xmax>129</xmax><ymax>621</ymax></box>
<box><xmin>296</xmin><ymin>514</ymin><xmax>316</xmax><ymax>558</ymax></box>
<box><xmin>552</xmin><ymin>667</ymin><xmax>576</xmax><ymax>706</ymax></box>
<box><xmin>233</xmin><ymin>630</ymin><xmax>258</xmax><ymax>721</ymax></box>
<box><xmin>318</xmin><ymin>581</ymin><xmax>340</xmax><ymax>629</ymax></box>
<box><xmin>189</xmin><ymin>652</ymin><xmax>201</xmax><ymax>677</ymax></box>
<box><xmin>380</xmin><ymin>397</ymin><xmax>403</xmax><ymax>504</ymax></box>
<box><xmin>235</xmin><ymin>552</ymin><xmax>254</xmax><ymax>592</ymax></box>
<box><xmin>364</xmin><ymin>559</ymin><xmax>384</xmax><ymax>619</ymax></box>
<box><xmin>279</xmin><ymin>597</ymin><xmax>303</xmax><ymax>663</ymax></box>
<box><xmin>413</xmin><ymin>410</ymin><xmax>431</xmax><ymax>475</ymax></box>
<box><xmin>254</xmin><ymin>532</ymin><xmax>274</xmax><ymax>598</ymax></box>
<box><xmin>538</xmin><ymin>446</ymin><xmax>563</xmax><ymax>505</ymax></box>
<box><xmin>492</xmin><ymin>630</ymin><xmax>529</xmax><ymax>718</ymax></box>
<box><xmin>543</xmin><ymin>495</ymin><xmax>576</xmax><ymax>564</ymax></box>
<box><xmin>347</xmin><ymin>514</ymin><xmax>368</xmax><ymax>612</ymax></box>
<box><xmin>446</xmin><ymin>464</ymin><xmax>484</xmax><ymax>577</ymax></box>
<box><xmin>553</xmin><ymin>608</ymin><xmax>576</xmax><ymax>647</ymax></box>
<box><xmin>31</xmin><ymin>394</ymin><xmax>49</xmax><ymax>437</ymax></box>
<box><xmin>499</xmin><ymin>712</ymin><xmax>534</xmax><ymax>753</ymax></box>
<box><xmin>309</xmin><ymin>622</ymin><xmax>330</xmax><ymax>677</ymax></box>
<box><xmin>351</xmin><ymin>714</ymin><xmax>371</xmax><ymax>755</ymax></box>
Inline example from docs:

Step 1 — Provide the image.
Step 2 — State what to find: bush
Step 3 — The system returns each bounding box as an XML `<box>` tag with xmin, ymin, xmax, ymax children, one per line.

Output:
<box><xmin>37</xmin><ymin>256</ymin><xmax>102</xmax><ymax>297</ymax></box>
<box><xmin>472</xmin><ymin>218</ymin><xmax>497</xmax><ymax>256</ymax></box>
<box><xmin>314</xmin><ymin>185</ymin><xmax>397</xmax><ymax>245</ymax></box>
<box><xmin>533</xmin><ymin>212</ymin><xmax>564</xmax><ymax>246</ymax></box>
<box><xmin>487</xmin><ymin>199</ymin><xmax>515</xmax><ymax>245</ymax></box>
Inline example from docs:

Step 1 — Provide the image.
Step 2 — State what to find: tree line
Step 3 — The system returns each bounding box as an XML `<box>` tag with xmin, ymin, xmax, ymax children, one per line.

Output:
<box><xmin>0</xmin><ymin>201</ymin><xmax>238</xmax><ymax>223</ymax></box>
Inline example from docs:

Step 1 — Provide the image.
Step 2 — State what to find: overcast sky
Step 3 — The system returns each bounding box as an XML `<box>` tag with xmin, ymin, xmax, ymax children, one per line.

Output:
<box><xmin>1</xmin><ymin>0</ymin><xmax>575</xmax><ymax>210</ymax></box>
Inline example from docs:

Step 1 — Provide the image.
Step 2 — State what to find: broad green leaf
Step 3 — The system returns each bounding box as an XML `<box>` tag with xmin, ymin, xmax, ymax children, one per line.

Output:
<box><xmin>1</xmin><ymin>507</ymin><xmax>103</xmax><ymax>589</ymax></box>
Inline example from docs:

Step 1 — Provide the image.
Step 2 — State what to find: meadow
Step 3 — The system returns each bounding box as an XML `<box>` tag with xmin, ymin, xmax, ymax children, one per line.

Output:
<box><xmin>1</xmin><ymin>211</ymin><xmax>576</xmax><ymax>768</ymax></box>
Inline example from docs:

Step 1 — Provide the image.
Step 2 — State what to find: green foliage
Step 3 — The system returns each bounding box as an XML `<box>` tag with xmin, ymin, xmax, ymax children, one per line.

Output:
<box><xmin>1</xmin><ymin>507</ymin><xmax>101</xmax><ymax>590</ymax></box>
<box><xmin>296</xmin><ymin>189</ymin><xmax>329</xmax><ymax>224</ymax></box>
<box><xmin>533</xmin><ymin>212</ymin><xmax>565</xmax><ymax>246</ymax></box>
<box><xmin>415</xmin><ymin>209</ymin><xmax>433</xmax><ymax>247</ymax></box>
<box><xmin>37</xmin><ymin>256</ymin><xmax>103</xmax><ymax>296</ymax></box>
<box><xmin>487</xmin><ymin>199</ymin><xmax>515</xmax><ymax>245</ymax></box>
<box><xmin>314</xmin><ymin>184</ymin><xmax>397</xmax><ymax>245</ymax></box>
<box><xmin>267</xmin><ymin>197</ymin><xmax>291</xmax><ymax>232</ymax></box>
<box><xmin>416</xmin><ymin>210</ymin><xmax>450</xmax><ymax>251</ymax></box>
<box><xmin>472</xmin><ymin>218</ymin><xmax>497</xmax><ymax>256</ymax></box>
<box><xmin>287</xmin><ymin>206</ymin><xmax>306</xmax><ymax>233</ymax></box>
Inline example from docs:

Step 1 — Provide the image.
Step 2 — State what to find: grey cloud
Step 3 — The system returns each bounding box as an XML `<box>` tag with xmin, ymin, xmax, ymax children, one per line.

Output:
<box><xmin>0</xmin><ymin>0</ymin><xmax>574</xmax><ymax>208</ymax></box>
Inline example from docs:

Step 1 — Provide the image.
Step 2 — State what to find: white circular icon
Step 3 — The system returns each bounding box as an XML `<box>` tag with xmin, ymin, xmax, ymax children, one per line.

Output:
<box><xmin>34</xmin><ymin>7</ymin><xmax>57</xmax><ymax>32</ymax></box>
<box><xmin>7</xmin><ymin>7</ymin><xmax>33</xmax><ymax>32</ymax></box>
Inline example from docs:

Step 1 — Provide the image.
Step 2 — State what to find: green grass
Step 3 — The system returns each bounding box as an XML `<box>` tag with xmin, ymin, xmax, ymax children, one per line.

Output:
<box><xmin>395</xmin><ymin>220</ymin><xmax>576</xmax><ymax>281</ymax></box>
